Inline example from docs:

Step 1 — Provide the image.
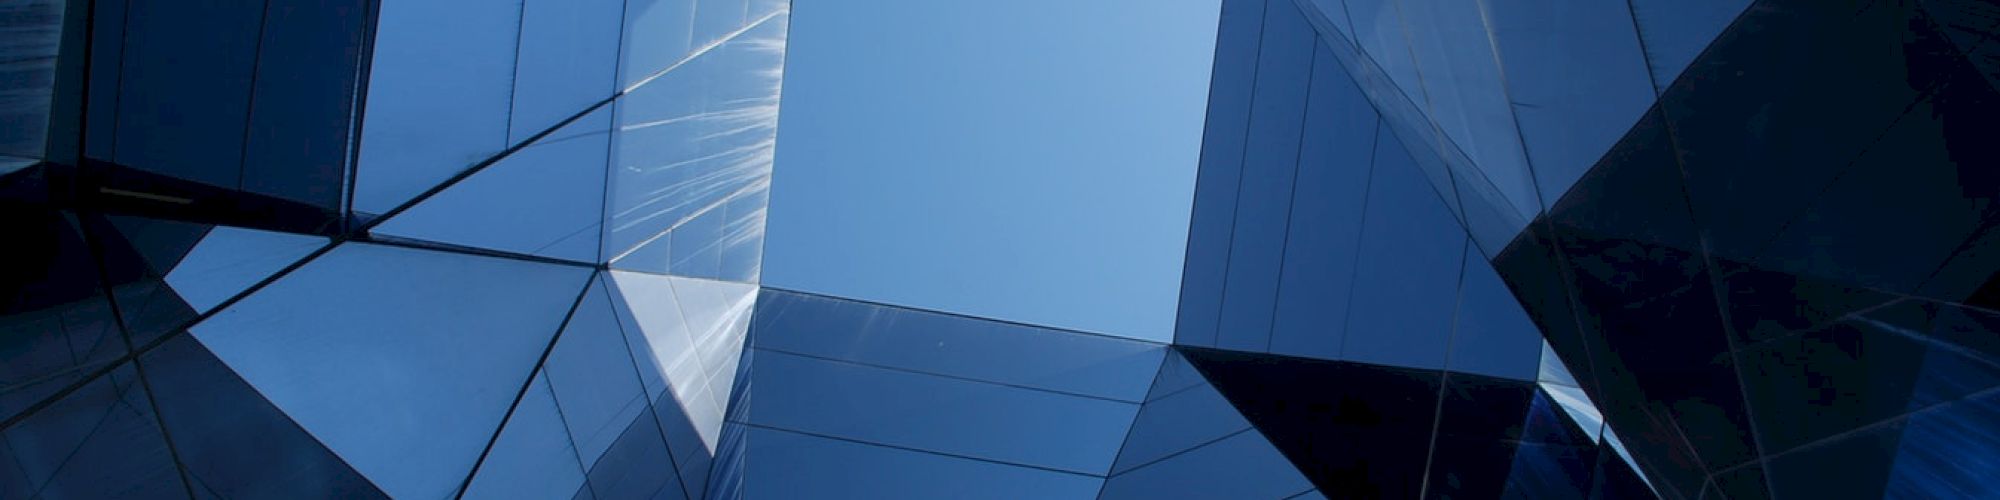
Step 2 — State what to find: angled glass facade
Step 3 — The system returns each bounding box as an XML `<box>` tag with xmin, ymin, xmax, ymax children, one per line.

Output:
<box><xmin>3</xmin><ymin>0</ymin><xmax>1997</xmax><ymax>499</ymax></box>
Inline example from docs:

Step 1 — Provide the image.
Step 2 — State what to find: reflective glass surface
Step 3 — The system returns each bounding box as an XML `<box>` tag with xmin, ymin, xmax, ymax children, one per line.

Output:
<box><xmin>188</xmin><ymin>243</ymin><xmax>592</xmax><ymax>498</ymax></box>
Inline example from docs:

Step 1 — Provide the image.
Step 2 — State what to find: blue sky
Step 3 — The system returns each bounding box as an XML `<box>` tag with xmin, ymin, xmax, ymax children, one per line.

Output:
<box><xmin>762</xmin><ymin>0</ymin><xmax>1223</xmax><ymax>342</ymax></box>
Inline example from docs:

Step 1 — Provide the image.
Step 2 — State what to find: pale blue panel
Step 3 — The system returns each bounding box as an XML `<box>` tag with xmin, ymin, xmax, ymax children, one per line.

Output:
<box><xmin>1099</xmin><ymin>430</ymin><xmax>1313</xmax><ymax>500</ymax></box>
<box><xmin>751</xmin><ymin>290</ymin><xmax>1166</xmax><ymax>403</ymax></box>
<box><xmin>1400</xmin><ymin>0</ymin><xmax>1541</xmax><ymax>219</ymax></box>
<box><xmin>1448</xmin><ymin>247</ymin><xmax>1543</xmax><ymax>381</ymax></box>
<box><xmin>511</xmin><ymin>0</ymin><xmax>622</xmax><ymax>144</ymax></box>
<box><xmin>1217</xmin><ymin>0</ymin><xmax>1317</xmax><ymax>353</ymax></box>
<box><xmin>1485</xmin><ymin>0</ymin><xmax>1657</xmax><ymax>208</ymax></box>
<box><xmin>620</xmin><ymin>0</ymin><xmax>695</xmax><ymax>87</ymax></box>
<box><xmin>692</xmin><ymin>0</ymin><xmax>751</xmax><ymax>47</ymax></box>
<box><xmin>164</xmin><ymin>226</ymin><xmax>326</xmax><ymax>313</ymax></box>
<box><xmin>665</xmin><ymin>275</ymin><xmax>757</xmax><ymax>420</ymax></box>
<box><xmin>605</xmin><ymin>15</ymin><xmax>783</xmax><ymax>264</ymax></box>
<box><xmin>463</xmin><ymin>374</ymin><xmax>590</xmax><ymax>500</ymax></box>
<box><xmin>1341</xmin><ymin>130</ymin><xmax>1467</xmax><ymax>370</ymax></box>
<box><xmin>1628</xmin><ymin>0</ymin><xmax>1752</xmax><ymax>91</ymax></box>
<box><xmin>545</xmin><ymin>274</ymin><xmax>652</xmax><ymax>466</ymax></box>
<box><xmin>608</xmin><ymin>271</ymin><xmax>753</xmax><ymax>453</ymax></box>
<box><xmin>355</xmin><ymin>0</ymin><xmax>521</xmax><ymax>214</ymax></box>
<box><xmin>744</xmin><ymin>350</ymin><xmax>1139</xmax><ymax>475</ymax></box>
<box><xmin>372</xmin><ymin>107</ymin><xmax>611</xmax><ymax>262</ymax></box>
<box><xmin>1268</xmin><ymin>44</ymin><xmax>1379</xmax><ymax>361</ymax></box>
<box><xmin>188</xmin><ymin>242</ymin><xmax>592</xmax><ymax>499</ymax></box>
<box><xmin>741</xmin><ymin>427</ymin><xmax>1102</xmax><ymax>500</ymax></box>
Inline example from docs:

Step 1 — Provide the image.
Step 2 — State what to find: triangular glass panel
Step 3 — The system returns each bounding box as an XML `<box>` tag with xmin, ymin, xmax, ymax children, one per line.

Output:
<box><xmin>543</xmin><ymin>273</ymin><xmax>657</xmax><ymax>468</ymax></box>
<box><xmin>188</xmin><ymin>242</ymin><xmax>593</xmax><ymax>499</ymax></box>
<box><xmin>604</xmin><ymin>270</ymin><xmax>756</xmax><ymax>453</ymax></box>
<box><xmin>1101</xmin><ymin>350</ymin><xmax>1314</xmax><ymax>499</ymax></box>
<box><xmin>462</xmin><ymin>373</ymin><xmax>590</xmax><ymax>500</ymax></box>
<box><xmin>140</xmin><ymin>335</ymin><xmax>386</xmax><ymax>499</ymax></box>
<box><xmin>164</xmin><ymin>225</ymin><xmax>326</xmax><ymax>313</ymax></box>
<box><xmin>372</xmin><ymin>106</ymin><xmax>612</xmax><ymax>263</ymax></box>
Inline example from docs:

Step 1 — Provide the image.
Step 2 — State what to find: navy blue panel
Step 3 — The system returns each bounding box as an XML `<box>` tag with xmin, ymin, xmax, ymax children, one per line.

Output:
<box><xmin>0</xmin><ymin>364</ymin><xmax>187</xmax><ymax>499</ymax></box>
<box><xmin>1738</xmin><ymin>300</ymin><xmax>2000</xmax><ymax>454</ymax></box>
<box><xmin>738</xmin><ymin>427</ymin><xmax>1102</xmax><ymax>499</ymax></box>
<box><xmin>112</xmin><ymin>0</ymin><xmax>263</xmax><ymax>189</ymax></box>
<box><xmin>584</xmin><ymin>405</ymin><xmax>688</xmax><ymax>500</ymax></box>
<box><xmin>0</xmin><ymin>0</ymin><xmax>62</xmax><ymax>159</ymax></box>
<box><xmin>1341</xmin><ymin>128</ymin><xmax>1465</xmax><ymax>370</ymax></box>
<box><xmin>1175</xmin><ymin>0</ymin><xmax>1266</xmax><ymax>347</ymax></box>
<box><xmin>82</xmin><ymin>0</ymin><xmax>126</xmax><ymax>161</ymax></box>
<box><xmin>0</xmin><ymin>209</ymin><xmax>126</xmax><ymax>423</ymax></box>
<box><xmin>240</xmin><ymin>0</ymin><xmax>367</xmax><ymax>209</ymax></box>
<box><xmin>741</xmin><ymin>349</ymin><xmax>1138</xmax><ymax>475</ymax></box>
<box><xmin>1749</xmin><ymin>75</ymin><xmax>2000</xmax><ymax>296</ymax></box>
<box><xmin>1712</xmin><ymin>257</ymin><xmax>1903</xmax><ymax>346</ymax></box>
<box><xmin>751</xmin><ymin>290</ymin><xmax>1165</xmax><ymax>403</ymax></box>
<box><xmin>1215</xmin><ymin>0</ymin><xmax>1316</xmax><ymax>353</ymax></box>
<box><xmin>1268</xmin><ymin>44</ymin><xmax>1377</xmax><ymax>362</ymax></box>
<box><xmin>1666</xmin><ymin>1</ymin><xmax>1955</xmax><ymax>269</ymax></box>
<box><xmin>143</xmin><ymin>335</ymin><xmax>385</xmax><ymax>499</ymax></box>
<box><xmin>1183</xmin><ymin>348</ymin><xmax>1442</xmax><ymax>497</ymax></box>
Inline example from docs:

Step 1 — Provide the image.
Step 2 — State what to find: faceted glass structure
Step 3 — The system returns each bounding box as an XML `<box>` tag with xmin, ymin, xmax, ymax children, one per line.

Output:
<box><xmin>4</xmin><ymin>0</ymin><xmax>1997</xmax><ymax>499</ymax></box>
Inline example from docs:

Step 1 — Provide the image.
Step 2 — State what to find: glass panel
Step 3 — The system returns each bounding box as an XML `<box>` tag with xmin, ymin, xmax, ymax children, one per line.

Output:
<box><xmin>142</xmin><ymin>335</ymin><xmax>385</xmax><ymax>498</ymax></box>
<box><xmin>240</xmin><ymin>0</ymin><xmax>369</xmax><ymax>209</ymax></box>
<box><xmin>751</xmin><ymin>290</ymin><xmax>1165</xmax><ymax>403</ymax></box>
<box><xmin>1448</xmin><ymin>249</ymin><xmax>1544</xmax><ymax>381</ymax></box>
<box><xmin>464</xmin><ymin>374</ymin><xmax>591</xmax><ymax>500</ymax></box>
<box><xmin>164</xmin><ymin>225</ymin><xmax>326</xmax><ymax>313</ymax></box>
<box><xmin>1269</xmin><ymin>44</ymin><xmax>1378</xmax><ymax>361</ymax></box>
<box><xmin>1340</xmin><ymin>0</ymin><xmax>1422</xmax><ymax>107</ymax></box>
<box><xmin>619</xmin><ymin>0</ymin><xmax>696</xmax><ymax>87</ymax></box>
<box><xmin>606</xmin><ymin>270</ymin><xmax>755</xmax><ymax>453</ymax></box>
<box><xmin>545</xmin><ymin>274</ymin><xmax>653</xmax><ymax>466</ymax></box>
<box><xmin>0</xmin><ymin>364</ymin><xmax>187</xmax><ymax>499</ymax></box>
<box><xmin>740</xmin><ymin>426</ymin><xmax>1103</xmax><ymax>499</ymax></box>
<box><xmin>0</xmin><ymin>210</ymin><xmax>125</xmax><ymax>423</ymax></box>
<box><xmin>605</xmin><ymin>15</ymin><xmax>783</xmax><ymax>267</ymax></box>
<box><xmin>511</xmin><ymin>0</ymin><xmax>623</xmax><ymax>145</ymax></box>
<box><xmin>371</xmin><ymin>107</ymin><xmax>612</xmax><ymax>263</ymax></box>
<box><xmin>355</xmin><ymin>0</ymin><xmax>521</xmax><ymax>215</ymax></box>
<box><xmin>0</xmin><ymin>0</ymin><xmax>63</xmax><ymax>159</ymax></box>
<box><xmin>1399</xmin><ymin>0</ymin><xmax>1541</xmax><ymax>219</ymax></box>
<box><xmin>111</xmin><ymin>0</ymin><xmax>262</xmax><ymax>189</ymax></box>
<box><xmin>1341</xmin><ymin>129</ymin><xmax>1466</xmax><ymax>370</ymax></box>
<box><xmin>1216</xmin><ymin>0</ymin><xmax>1315</xmax><ymax>353</ymax></box>
<box><xmin>1627</xmin><ymin>0</ymin><xmax>1751</xmax><ymax>90</ymax></box>
<box><xmin>582</xmin><ymin>405</ymin><xmax>688</xmax><ymax>500</ymax></box>
<box><xmin>188</xmin><ymin>242</ymin><xmax>592</xmax><ymax>499</ymax></box>
<box><xmin>1484</xmin><ymin>0</ymin><xmax>1657</xmax><ymax>209</ymax></box>
<box><xmin>742</xmin><ymin>349</ymin><xmax>1139</xmax><ymax>475</ymax></box>
<box><xmin>1109</xmin><ymin>368</ymin><xmax>1253</xmax><ymax>474</ymax></box>
<box><xmin>1176</xmin><ymin>0</ymin><xmax>1268</xmax><ymax>348</ymax></box>
<box><xmin>1100</xmin><ymin>430</ymin><xmax>1314</xmax><ymax>500</ymax></box>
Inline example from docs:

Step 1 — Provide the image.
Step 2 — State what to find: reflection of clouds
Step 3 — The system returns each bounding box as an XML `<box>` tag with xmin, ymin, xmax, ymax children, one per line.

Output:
<box><xmin>607</xmin><ymin>11</ymin><xmax>788</xmax><ymax>267</ymax></box>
